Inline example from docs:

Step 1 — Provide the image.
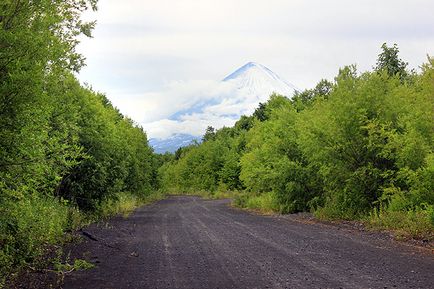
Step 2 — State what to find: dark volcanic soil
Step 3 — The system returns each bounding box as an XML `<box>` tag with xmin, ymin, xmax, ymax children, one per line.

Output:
<box><xmin>10</xmin><ymin>196</ymin><xmax>434</xmax><ymax>289</ymax></box>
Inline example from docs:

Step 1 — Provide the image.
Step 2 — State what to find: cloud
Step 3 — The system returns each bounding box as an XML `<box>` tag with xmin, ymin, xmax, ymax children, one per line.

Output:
<box><xmin>77</xmin><ymin>0</ymin><xmax>434</xmax><ymax>139</ymax></box>
<box><xmin>108</xmin><ymin>79</ymin><xmax>237</xmax><ymax>124</ymax></box>
<box><xmin>111</xmin><ymin>78</ymin><xmax>267</xmax><ymax>139</ymax></box>
<box><xmin>79</xmin><ymin>0</ymin><xmax>434</xmax><ymax>90</ymax></box>
<box><xmin>142</xmin><ymin>114</ymin><xmax>237</xmax><ymax>140</ymax></box>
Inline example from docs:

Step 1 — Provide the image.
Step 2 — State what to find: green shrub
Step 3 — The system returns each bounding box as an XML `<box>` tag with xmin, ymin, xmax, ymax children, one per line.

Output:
<box><xmin>97</xmin><ymin>191</ymin><xmax>166</xmax><ymax>218</ymax></box>
<box><xmin>54</xmin><ymin>258</ymin><xmax>95</xmax><ymax>273</ymax></box>
<box><xmin>0</xmin><ymin>195</ymin><xmax>80</xmax><ymax>282</ymax></box>
<box><xmin>233</xmin><ymin>192</ymin><xmax>279</xmax><ymax>214</ymax></box>
<box><xmin>368</xmin><ymin>204</ymin><xmax>434</xmax><ymax>240</ymax></box>
<box><xmin>233</xmin><ymin>193</ymin><xmax>250</xmax><ymax>208</ymax></box>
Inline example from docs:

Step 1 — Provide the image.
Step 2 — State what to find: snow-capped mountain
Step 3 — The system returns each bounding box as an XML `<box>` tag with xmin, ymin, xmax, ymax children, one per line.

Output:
<box><xmin>149</xmin><ymin>134</ymin><xmax>200</xmax><ymax>154</ymax></box>
<box><xmin>149</xmin><ymin>62</ymin><xmax>297</xmax><ymax>153</ymax></box>
<box><xmin>167</xmin><ymin>62</ymin><xmax>298</xmax><ymax>122</ymax></box>
<box><xmin>223</xmin><ymin>62</ymin><xmax>298</xmax><ymax>97</ymax></box>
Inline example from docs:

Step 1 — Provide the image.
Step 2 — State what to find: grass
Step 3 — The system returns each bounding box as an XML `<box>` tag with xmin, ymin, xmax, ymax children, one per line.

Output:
<box><xmin>367</xmin><ymin>206</ymin><xmax>434</xmax><ymax>241</ymax></box>
<box><xmin>232</xmin><ymin>191</ymin><xmax>279</xmax><ymax>214</ymax></box>
<box><xmin>206</xmin><ymin>190</ymin><xmax>243</xmax><ymax>200</ymax></box>
<box><xmin>97</xmin><ymin>191</ymin><xmax>166</xmax><ymax>218</ymax></box>
<box><xmin>0</xmin><ymin>195</ymin><xmax>82</xmax><ymax>285</ymax></box>
<box><xmin>53</xmin><ymin>256</ymin><xmax>95</xmax><ymax>273</ymax></box>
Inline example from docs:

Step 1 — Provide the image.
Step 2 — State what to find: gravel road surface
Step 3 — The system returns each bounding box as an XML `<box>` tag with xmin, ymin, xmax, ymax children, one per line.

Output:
<box><xmin>61</xmin><ymin>196</ymin><xmax>433</xmax><ymax>289</ymax></box>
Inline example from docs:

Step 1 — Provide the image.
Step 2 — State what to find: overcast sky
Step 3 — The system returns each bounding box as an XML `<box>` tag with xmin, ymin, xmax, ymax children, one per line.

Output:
<box><xmin>77</xmin><ymin>0</ymin><xmax>434</xmax><ymax>139</ymax></box>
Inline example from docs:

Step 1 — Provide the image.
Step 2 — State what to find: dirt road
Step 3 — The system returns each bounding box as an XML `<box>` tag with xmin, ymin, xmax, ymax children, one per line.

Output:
<box><xmin>61</xmin><ymin>196</ymin><xmax>433</xmax><ymax>289</ymax></box>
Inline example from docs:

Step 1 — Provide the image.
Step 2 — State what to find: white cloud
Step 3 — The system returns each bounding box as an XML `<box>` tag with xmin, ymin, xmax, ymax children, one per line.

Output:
<box><xmin>77</xmin><ymin>0</ymin><xmax>434</xmax><ymax>139</ymax></box>
<box><xmin>142</xmin><ymin>115</ymin><xmax>237</xmax><ymax>139</ymax></box>
<box><xmin>108</xmin><ymin>79</ymin><xmax>236</xmax><ymax>124</ymax></box>
<box><xmin>110</xmin><ymin>66</ymin><xmax>298</xmax><ymax>139</ymax></box>
<box><xmin>112</xmin><ymin>79</ymin><xmax>266</xmax><ymax>139</ymax></box>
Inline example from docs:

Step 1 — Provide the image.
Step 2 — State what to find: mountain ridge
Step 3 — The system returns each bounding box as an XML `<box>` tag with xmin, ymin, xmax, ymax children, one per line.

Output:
<box><xmin>150</xmin><ymin>133</ymin><xmax>200</xmax><ymax>154</ymax></box>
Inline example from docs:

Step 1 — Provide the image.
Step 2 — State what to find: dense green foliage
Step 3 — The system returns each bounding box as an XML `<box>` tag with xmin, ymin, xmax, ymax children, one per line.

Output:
<box><xmin>0</xmin><ymin>0</ymin><xmax>159</xmax><ymax>282</ymax></box>
<box><xmin>161</xmin><ymin>44</ymin><xmax>434</xmax><ymax>238</ymax></box>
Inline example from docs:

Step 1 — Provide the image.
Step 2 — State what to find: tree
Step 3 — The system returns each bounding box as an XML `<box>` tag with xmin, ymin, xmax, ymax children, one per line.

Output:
<box><xmin>234</xmin><ymin>115</ymin><xmax>254</xmax><ymax>131</ymax></box>
<box><xmin>253</xmin><ymin>102</ymin><xmax>267</xmax><ymax>121</ymax></box>
<box><xmin>291</xmin><ymin>79</ymin><xmax>333</xmax><ymax>112</ymax></box>
<box><xmin>0</xmin><ymin>0</ymin><xmax>98</xmax><ymax>197</ymax></box>
<box><xmin>202</xmin><ymin>126</ymin><xmax>216</xmax><ymax>142</ymax></box>
<box><xmin>375</xmin><ymin>43</ymin><xmax>408</xmax><ymax>80</ymax></box>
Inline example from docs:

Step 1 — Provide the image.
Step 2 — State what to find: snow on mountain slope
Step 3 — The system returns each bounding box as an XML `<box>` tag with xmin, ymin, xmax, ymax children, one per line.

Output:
<box><xmin>223</xmin><ymin>62</ymin><xmax>298</xmax><ymax>98</ymax></box>
<box><xmin>149</xmin><ymin>134</ymin><xmax>200</xmax><ymax>154</ymax></box>
<box><xmin>148</xmin><ymin>62</ymin><xmax>298</xmax><ymax>153</ymax></box>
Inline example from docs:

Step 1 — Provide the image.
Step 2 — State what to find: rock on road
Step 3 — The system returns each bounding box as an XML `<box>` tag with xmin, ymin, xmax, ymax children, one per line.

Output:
<box><xmin>62</xmin><ymin>196</ymin><xmax>433</xmax><ymax>289</ymax></box>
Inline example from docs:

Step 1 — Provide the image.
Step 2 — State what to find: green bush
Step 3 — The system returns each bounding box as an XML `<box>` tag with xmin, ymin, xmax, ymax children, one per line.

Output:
<box><xmin>369</xmin><ymin>204</ymin><xmax>434</xmax><ymax>240</ymax></box>
<box><xmin>232</xmin><ymin>192</ymin><xmax>280</xmax><ymax>214</ymax></box>
<box><xmin>0</xmin><ymin>195</ymin><xmax>79</xmax><ymax>281</ymax></box>
<box><xmin>96</xmin><ymin>191</ymin><xmax>166</xmax><ymax>219</ymax></box>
